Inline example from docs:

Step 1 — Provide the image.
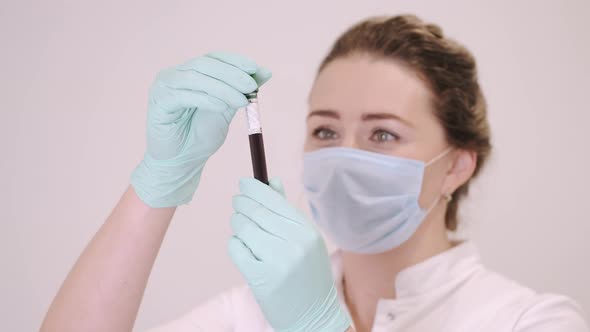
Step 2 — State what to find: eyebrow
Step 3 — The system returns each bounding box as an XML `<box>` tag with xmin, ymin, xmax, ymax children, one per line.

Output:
<box><xmin>362</xmin><ymin>112</ymin><xmax>413</xmax><ymax>127</ymax></box>
<box><xmin>308</xmin><ymin>109</ymin><xmax>413</xmax><ymax>127</ymax></box>
<box><xmin>307</xmin><ymin>110</ymin><xmax>340</xmax><ymax>119</ymax></box>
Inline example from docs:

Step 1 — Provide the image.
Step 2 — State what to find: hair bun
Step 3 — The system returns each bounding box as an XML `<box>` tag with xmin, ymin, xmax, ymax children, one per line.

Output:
<box><xmin>426</xmin><ymin>24</ymin><xmax>444</xmax><ymax>38</ymax></box>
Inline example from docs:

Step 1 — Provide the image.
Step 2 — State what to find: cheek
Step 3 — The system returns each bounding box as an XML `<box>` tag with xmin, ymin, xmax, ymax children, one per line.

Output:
<box><xmin>303</xmin><ymin>136</ymin><xmax>337</xmax><ymax>152</ymax></box>
<box><xmin>418</xmin><ymin>162</ymin><xmax>448</xmax><ymax>209</ymax></box>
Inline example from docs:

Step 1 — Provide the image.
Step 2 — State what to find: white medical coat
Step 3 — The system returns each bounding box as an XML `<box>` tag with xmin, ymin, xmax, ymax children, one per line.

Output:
<box><xmin>148</xmin><ymin>242</ymin><xmax>588</xmax><ymax>331</ymax></box>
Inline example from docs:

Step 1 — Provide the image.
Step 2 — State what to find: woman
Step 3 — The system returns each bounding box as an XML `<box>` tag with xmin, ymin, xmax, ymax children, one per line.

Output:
<box><xmin>41</xmin><ymin>15</ymin><xmax>588</xmax><ymax>332</ymax></box>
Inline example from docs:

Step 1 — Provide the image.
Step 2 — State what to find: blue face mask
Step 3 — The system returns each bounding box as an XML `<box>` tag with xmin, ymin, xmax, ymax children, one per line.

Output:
<box><xmin>303</xmin><ymin>147</ymin><xmax>452</xmax><ymax>254</ymax></box>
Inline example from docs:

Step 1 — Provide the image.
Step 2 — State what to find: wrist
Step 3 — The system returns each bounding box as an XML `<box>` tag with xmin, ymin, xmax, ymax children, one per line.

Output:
<box><xmin>284</xmin><ymin>284</ymin><xmax>351</xmax><ymax>332</ymax></box>
<box><xmin>130</xmin><ymin>154</ymin><xmax>204</xmax><ymax>208</ymax></box>
<box><xmin>314</xmin><ymin>287</ymin><xmax>351</xmax><ymax>332</ymax></box>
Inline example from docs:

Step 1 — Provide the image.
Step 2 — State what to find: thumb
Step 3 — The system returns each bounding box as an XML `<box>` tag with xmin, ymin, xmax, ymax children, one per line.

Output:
<box><xmin>268</xmin><ymin>177</ymin><xmax>286</xmax><ymax>198</ymax></box>
<box><xmin>253</xmin><ymin>67</ymin><xmax>272</xmax><ymax>87</ymax></box>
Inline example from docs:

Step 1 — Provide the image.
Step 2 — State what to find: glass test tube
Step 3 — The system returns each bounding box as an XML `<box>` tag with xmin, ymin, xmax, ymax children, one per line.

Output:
<box><xmin>244</xmin><ymin>90</ymin><xmax>269</xmax><ymax>185</ymax></box>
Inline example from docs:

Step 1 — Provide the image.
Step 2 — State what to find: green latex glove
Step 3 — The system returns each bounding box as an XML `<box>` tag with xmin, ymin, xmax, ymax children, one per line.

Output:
<box><xmin>229</xmin><ymin>178</ymin><xmax>352</xmax><ymax>332</ymax></box>
<box><xmin>131</xmin><ymin>52</ymin><xmax>271</xmax><ymax>207</ymax></box>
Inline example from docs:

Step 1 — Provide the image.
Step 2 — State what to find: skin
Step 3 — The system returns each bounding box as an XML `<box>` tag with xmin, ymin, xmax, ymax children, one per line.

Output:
<box><xmin>40</xmin><ymin>52</ymin><xmax>476</xmax><ymax>332</ymax></box>
<box><xmin>306</xmin><ymin>53</ymin><xmax>477</xmax><ymax>332</ymax></box>
<box><xmin>40</xmin><ymin>187</ymin><xmax>175</xmax><ymax>332</ymax></box>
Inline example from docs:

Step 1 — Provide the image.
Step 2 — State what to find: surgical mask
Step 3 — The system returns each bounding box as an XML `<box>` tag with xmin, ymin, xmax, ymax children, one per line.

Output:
<box><xmin>302</xmin><ymin>147</ymin><xmax>452</xmax><ymax>254</ymax></box>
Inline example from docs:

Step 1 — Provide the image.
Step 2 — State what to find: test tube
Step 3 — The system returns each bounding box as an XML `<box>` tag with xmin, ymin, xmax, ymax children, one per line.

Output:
<box><xmin>244</xmin><ymin>90</ymin><xmax>269</xmax><ymax>185</ymax></box>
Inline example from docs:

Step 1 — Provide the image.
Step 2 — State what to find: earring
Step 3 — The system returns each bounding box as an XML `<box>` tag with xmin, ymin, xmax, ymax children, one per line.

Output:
<box><xmin>444</xmin><ymin>193</ymin><xmax>453</xmax><ymax>202</ymax></box>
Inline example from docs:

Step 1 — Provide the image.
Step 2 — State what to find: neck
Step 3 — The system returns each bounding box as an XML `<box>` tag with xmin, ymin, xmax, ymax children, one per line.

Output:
<box><xmin>341</xmin><ymin>208</ymin><xmax>452</xmax><ymax>331</ymax></box>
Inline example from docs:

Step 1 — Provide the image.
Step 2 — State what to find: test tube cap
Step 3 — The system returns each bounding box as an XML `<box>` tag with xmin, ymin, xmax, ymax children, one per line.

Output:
<box><xmin>245</xmin><ymin>89</ymin><xmax>259</xmax><ymax>101</ymax></box>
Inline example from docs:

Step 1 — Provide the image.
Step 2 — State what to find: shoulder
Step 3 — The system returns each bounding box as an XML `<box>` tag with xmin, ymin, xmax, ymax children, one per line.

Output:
<box><xmin>513</xmin><ymin>293</ymin><xmax>588</xmax><ymax>331</ymax></box>
<box><xmin>146</xmin><ymin>285</ymin><xmax>268</xmax><ymax>332</ymax></box>
<box><xmin>458</xmin><ymin>267</ymin><xmax>588</xmax><ymax>331</ymax></box>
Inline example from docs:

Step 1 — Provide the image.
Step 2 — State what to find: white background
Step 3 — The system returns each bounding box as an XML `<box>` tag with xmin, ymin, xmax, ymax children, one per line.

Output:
<box><xmin>1</xmin><ymin>0</ymin><xmax>589</xmax><ymax>330</ymax></box>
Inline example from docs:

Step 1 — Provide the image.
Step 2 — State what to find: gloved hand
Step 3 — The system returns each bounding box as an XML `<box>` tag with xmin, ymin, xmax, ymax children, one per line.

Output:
<box><xmin>131</xmin><ymin>52</ymin><xmax>271</xmax><ymax>208</ymax></box>
<box><xmin>229</xmin><ymin>178</ymin><xmax>352</xmax><ymax>332</ymax></box>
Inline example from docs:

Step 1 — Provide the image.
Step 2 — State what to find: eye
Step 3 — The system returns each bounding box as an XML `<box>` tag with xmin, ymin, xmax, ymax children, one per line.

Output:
<box><xmin>370</xmin><ymin>129</ymin><xmax>399</xmax><ymax>142</ymax></box>
<box><xmin>312</xmin><ymin>127</ymin><xmax>339</xmax><ymax>140</ymax></box>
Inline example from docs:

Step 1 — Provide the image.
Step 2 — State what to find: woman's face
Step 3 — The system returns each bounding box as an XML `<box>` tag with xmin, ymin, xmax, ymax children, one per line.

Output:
<box><xmin>305</xmin><ymin>53</ymin><xmax>474</xmax><ymax>208</ymax></box>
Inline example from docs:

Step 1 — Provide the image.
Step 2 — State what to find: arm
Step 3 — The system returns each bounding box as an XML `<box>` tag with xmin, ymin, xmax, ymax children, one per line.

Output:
<box><xmin>40</xmin><ymin>187</ymin><xmax>174</xmax><ymax>332</ymax></box>
<box><xmin>40</xmin><ymin>52</ymin><xmax>271</xmax><ymax>332</ymax></box>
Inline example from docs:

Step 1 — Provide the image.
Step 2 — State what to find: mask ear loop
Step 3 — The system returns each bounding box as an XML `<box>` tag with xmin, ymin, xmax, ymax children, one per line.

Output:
<box><xmin>422</xmin><ymin>147</ymin><xmax>454</xmax><ymax>214</ymax></box>
<box><xmin>423</xmin><ymin>195</ymin><xmax>442</xmax><ymax>215</ymax></box>
<box><xmin>425</xmin><ymin>147</ymin><xmax>454</xmax><ymax>167</ymax></box>
<box><xmin>423</xmin><ymin>191</ymin><xmax>454</xmax><ymax>215</ymax></box>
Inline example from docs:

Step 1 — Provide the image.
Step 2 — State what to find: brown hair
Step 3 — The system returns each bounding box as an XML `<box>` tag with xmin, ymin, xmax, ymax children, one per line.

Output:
<box><xmin>319</xmin><ymin>15</ymin><xmax>492</xmax><ymax>230</ymax></box>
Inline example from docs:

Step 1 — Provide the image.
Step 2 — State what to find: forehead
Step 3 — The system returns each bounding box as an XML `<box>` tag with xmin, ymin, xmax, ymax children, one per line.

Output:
<box><xmin>309</xmin><ymin>54</ymin><xmax>435</xmax><ymax>120</ymax></box>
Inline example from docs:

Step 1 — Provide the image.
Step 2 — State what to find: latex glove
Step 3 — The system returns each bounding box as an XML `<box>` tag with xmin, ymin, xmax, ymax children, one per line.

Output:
<box><xmin>229</xmin><ymin>178</ymin><xmax>351</xmax><ymax>332</ymax></box>
<box><xmin>131</xmin><ymin>52</ymin><xmax>271</xmax><ymax>207</ymax></box>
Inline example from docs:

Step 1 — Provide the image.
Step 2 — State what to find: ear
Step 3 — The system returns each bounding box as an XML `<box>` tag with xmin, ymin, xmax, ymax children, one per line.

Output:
<box><xmin>443</xmin><ymin>150</ymin><xmax>477</xmax><ymax>196</ymax></box>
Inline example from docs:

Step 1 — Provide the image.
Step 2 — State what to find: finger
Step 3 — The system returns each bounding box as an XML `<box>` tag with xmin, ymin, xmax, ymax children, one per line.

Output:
<box><xmin>232</xmin><ymin>194</ymin><xmax>299</xmax><ymax>239</ymax></box>
<box><xmin>268</xmin><ymin>177</ymin><xmax>286</xmax><ymax>198</ymax></box>
<box><xmin>230</xmin><ymin>212</ymin><xmax>252</xmax><ymax>235</ymax></box>
<box><xmin>205</xmin><ymin>52</ymin><xmax>272</xmax><ymax>89</ymax></box>
<box><xmin>187</xmin><ymin>109</ymin><xmax>233</xmax><ymax>154</ymax></box>
<box><xmin>205</xmin><ymin>51</ymin><xmax>258</xmax><ymax>74</ymax></box>
<box><xmin>252</xmin><ymin>66</ymin><xmax>272</xmax><ymax>87</ymax></box>
<box><xmin>149</xmin><ymin>87</ymin><xmax>227</xmax><ymax>122</ymax></box>
<box><xmin>156</xmin><ymin>68</ymin><xmax>248</xmax><ymax>109</ymax></box>
<box><xmin>238</xmin><ymin>178</ymin><xmax>304</xmax><ymax>226</ymax></box>
<box><xmin>178</xmin><ymin>56</ymin><xmax>258</xmax><ymax>94</ymax></box>
<box><xmin>231</xmin><ymin>212</ymin><xmax>286</xmax><ymax>243</ymax></box>
<box><xmin>230</xmin><ymin>212</ymin><xmax>284</xmax><ymax>262</ymax></box>
<box><xmin>228</xmin><ymin>236</ymin><xmax>262</xmax><ymax>281</ymax></box>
